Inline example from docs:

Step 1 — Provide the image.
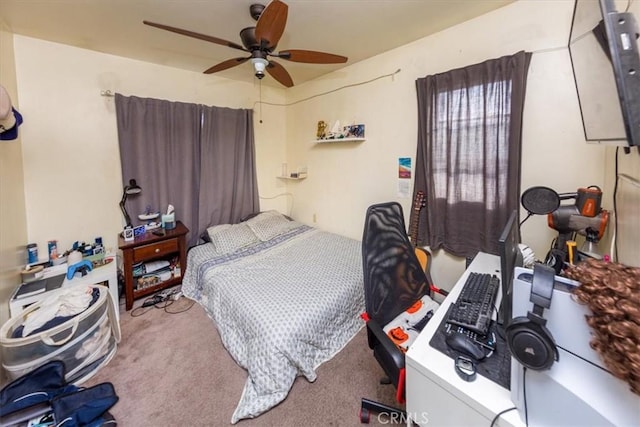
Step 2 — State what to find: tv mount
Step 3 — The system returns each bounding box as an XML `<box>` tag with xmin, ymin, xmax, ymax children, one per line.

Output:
<box><xmin>600</xmin><ymin>0</ymin><xmax>640</xmax><ymax>147</ymax></box>
<box><xmin>569</xmin><ymin>0</ymin><xmax>640</xmax><ymax>147</ymax></box>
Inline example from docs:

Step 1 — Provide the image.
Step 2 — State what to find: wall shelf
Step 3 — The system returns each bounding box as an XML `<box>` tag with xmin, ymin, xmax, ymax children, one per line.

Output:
<box><xmin>313</xmin><ymin>137</ymin><xmax>365</xmax><ymax>144</ymax></box>
<box><xmin>277</xmin><ymin>175</ymin><xmax>307</xmax><ymax>181</ymax></box>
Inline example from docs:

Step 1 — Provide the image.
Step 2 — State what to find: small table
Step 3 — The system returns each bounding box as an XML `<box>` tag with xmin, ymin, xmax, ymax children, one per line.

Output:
<box><xmin>118</xmin><ymin>222</ymin><xmax>189</xmax><ymax>310</ymax></box>
<box><xmin>9</xmin><ymin>254</ymin><xmax>119</xmax><ymax>322</ymax></box>
<box><xmin>63</xmin><ymin>256</ymin><xmax>119</xmax><ymax>321</ymax></box>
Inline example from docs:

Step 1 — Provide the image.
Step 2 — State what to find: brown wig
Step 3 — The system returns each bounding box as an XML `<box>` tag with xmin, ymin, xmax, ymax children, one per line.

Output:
<box><xmin>563</xmin><ymin>258</ymin><xmax>640</xmax><ymax>396</ymax></box>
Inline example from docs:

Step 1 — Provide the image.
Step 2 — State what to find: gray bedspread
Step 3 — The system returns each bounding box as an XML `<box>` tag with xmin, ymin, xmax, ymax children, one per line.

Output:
<box><xmin>182</xmin><ymin>225</ymin><xmax>364</xmax><ymax>423</ymax></box>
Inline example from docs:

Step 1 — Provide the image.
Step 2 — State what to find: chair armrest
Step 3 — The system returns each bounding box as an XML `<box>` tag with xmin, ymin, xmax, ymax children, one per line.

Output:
<box><xmin>365</xmin><ymin>319</ymin><xmax>405</xmax><ymax>371</ymax></box>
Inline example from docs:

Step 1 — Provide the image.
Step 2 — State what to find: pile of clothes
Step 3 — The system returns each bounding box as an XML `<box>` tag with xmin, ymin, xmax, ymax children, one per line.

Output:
<box><xmin>13</xmin><ymin>287</ymin><xmax>98</xmax><ymax>339</ymax></box>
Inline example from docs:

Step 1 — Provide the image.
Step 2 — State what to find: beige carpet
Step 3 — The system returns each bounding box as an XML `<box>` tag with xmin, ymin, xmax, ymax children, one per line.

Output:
<box><xmin>84</xmin><ymin>297</ymin><xmax>400</xmax><ymax>426</ymax></box>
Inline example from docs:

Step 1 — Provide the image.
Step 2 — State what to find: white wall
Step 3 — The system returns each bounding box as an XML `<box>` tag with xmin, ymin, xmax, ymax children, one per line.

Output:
<box><xmin>282</xmin><ymin>0</ymin><xmax>608</xmax><ymax>290</ymax></box>
<box><xmin>604</xmin><ymin>146</ymin><xmax>640</xmax><ymax>266</ymax></box>
<box><xmin>0</xmin><ymin>23</ymin><xmax>28</xmax><ymax>334</ymax></box>
<box><xmin>13</xmin><ymin>36</ymin><xmax>288</xmax><ymax>256</ymax></box>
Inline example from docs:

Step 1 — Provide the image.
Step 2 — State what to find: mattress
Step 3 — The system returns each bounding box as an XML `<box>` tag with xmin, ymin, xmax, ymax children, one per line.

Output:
<box><xmin>183</xmin><ymin>221</ymin><xmax>365</xmax><ymax>423</ymax></box>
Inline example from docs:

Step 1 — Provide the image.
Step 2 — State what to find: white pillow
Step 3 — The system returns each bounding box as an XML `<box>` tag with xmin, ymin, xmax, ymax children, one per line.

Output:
<box><xmin>205</xmin><ymin>223</ymin><xmax>232</xmax><ymax>243</ymax></box>
<box><xmin>245</xmin><ymin>210</ymin><xmax>296</xmax><ymax>241</ymax></box>
<box><xmin>209</xmin><ymin>223</ymin><xmax>259</xmax><ymax>254</ymax></box>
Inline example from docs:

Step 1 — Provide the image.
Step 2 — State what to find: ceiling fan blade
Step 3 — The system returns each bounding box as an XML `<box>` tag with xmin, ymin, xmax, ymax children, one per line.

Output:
<box><xmin>143</xmin><ymin>20</ymin><xmax>246</xmax><ymax>52</ymax></box>
<box><xmin>255</xmin><ymin>0</ymin><xmax>288</xmax><ymax>49</ymax></box>
<box><xmin>204</xmin><ymin>57</ymin><xmax>250</xmax><ymax>74</ymax></box>
<box><xmin>266</xmin><ymin>61</ymin><xmax>294</xmax><ymax>87</ymax></box>
<box><xmin>278</xmin><ymin>49</ymin><xmax>348</xmax><ymax>64</ymax></box>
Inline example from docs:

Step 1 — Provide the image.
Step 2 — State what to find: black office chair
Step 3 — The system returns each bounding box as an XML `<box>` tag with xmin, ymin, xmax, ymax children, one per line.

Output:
<box><xmin>359</xmin><ymin>202</ymin><xmax>444</xmax><ymax>423</ymax></box>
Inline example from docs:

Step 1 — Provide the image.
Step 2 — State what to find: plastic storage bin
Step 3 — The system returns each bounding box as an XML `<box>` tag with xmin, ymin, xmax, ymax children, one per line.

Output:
<box><xmin>0</xmin><ymin>285</ymin><xmax>120</xmax><ymax>384</ymax></box>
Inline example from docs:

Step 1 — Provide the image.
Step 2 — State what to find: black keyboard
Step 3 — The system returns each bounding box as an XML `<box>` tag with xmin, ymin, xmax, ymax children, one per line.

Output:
<box><xmin>447</xmin><ymin>272</ymin><xmax>499</xmax><ymax>336</ymax></box>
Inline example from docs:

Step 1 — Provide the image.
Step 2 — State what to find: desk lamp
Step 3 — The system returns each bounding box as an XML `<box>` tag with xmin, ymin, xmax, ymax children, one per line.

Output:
<box><xmin>119</xmin><ymin>179</ymin><xmax>142</xmax><ymax>228</ymax></box>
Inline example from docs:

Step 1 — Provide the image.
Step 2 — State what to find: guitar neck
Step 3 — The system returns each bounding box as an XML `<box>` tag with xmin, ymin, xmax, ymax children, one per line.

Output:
<box><xmin>408</xmin><ymin>221</ymin><xmax>419</xmax><ymax>247</ymax></box>
<box><xmin>409</xmin><ymin>191</ymin><xmax>425</xmax><ymax>247</ymax></box>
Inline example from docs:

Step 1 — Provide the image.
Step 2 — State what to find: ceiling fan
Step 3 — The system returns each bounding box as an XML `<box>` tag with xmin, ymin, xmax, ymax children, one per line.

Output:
<box><xmin>143</xmin><ymin>0</ymin><xmax>348</xmax><ymax>87</ymax></box>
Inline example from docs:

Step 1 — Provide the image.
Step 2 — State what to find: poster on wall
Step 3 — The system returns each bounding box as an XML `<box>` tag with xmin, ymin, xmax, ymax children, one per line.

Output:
<box><xmin>398</xmin><ymin>157</ymin><xmax>411</xmax><ymax>197</ymax></box>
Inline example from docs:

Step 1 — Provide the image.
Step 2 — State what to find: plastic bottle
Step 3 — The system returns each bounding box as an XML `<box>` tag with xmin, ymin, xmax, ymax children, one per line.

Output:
<box><xmin>27</xmin><ymin>243</ymin><xmax>38</xmax><ymax>264</ymax></box>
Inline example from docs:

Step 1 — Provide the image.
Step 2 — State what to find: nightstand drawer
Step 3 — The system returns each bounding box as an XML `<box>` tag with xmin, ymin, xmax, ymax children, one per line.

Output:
<box><xmin>133</xmin><ymin>238</ymin><xmax>178</xmax><ymax>262</ymax></box>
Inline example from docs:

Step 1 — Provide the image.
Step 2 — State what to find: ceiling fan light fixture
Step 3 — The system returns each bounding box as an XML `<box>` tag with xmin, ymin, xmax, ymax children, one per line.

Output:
<box><xmin>144</xmin><ymin>0</ymin><xmax>347</xmax><ymax>87</ymax></box>
<box><xmin>251</xmin><ymin>57</ymin><xmax>269</xmax><ymax>79</ymax></box>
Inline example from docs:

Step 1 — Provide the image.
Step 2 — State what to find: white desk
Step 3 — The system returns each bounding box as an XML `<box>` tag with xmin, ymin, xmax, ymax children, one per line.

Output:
<box><xmin>62</xmin><ymin>256</ymin><xmax>119</xmax><ymax>322</ymax></box>
<box><xmin>9</xmin><ymin>255</ymin><xmax>120</xmax><ymax>322</ymax></box>
<box><xmin>405</xmin><ymin>252</ymin><xmax>522</xmax><ymax>427</ymax></box>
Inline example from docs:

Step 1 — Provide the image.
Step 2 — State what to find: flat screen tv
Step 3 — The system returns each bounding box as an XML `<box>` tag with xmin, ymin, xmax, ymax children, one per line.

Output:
<box><xmin>569</xmin><ymin>0</ymin><xmax>640</xmax><ymax>146</ymax></box>
<box><xmin>497</xmin><ymin>210</ymin><xmax>522</xmax><ymax>327</ymax></box>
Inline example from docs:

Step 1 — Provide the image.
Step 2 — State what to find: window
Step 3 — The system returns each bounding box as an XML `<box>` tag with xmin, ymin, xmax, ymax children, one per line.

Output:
<box><xmin>413</xmin><ymin>51</ymin><xmax>531</xmax><ymax>257</ymax></box>
<box><xmin>432</xmin><ymin>82</ymin><xmax>511</xmax><ymax>206</ymax></box>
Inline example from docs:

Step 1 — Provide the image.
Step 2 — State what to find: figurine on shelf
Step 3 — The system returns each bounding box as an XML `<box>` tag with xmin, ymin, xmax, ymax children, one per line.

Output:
<box><xmin>328</xmin><ymin>120</ymin><xmax>343</xmax><ymax>139</ymax></box>
<box><xmin>316</xmin><ymin>120</ymin><xmax>327</xmax><ymax>139</ymax></box>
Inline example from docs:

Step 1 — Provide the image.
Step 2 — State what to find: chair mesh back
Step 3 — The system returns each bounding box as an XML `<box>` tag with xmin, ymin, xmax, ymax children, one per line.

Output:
<box><xmin>362</xmin><ymin>202</ymin><xmax>429</xmax><ymax>327</ymax></box>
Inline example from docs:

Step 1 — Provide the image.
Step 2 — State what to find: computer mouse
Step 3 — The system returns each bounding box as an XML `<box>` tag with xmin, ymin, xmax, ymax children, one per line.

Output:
<box><xmin>445</xmin><ymin>331</ymin><xmax>486</xmax><ymax>361</ymax></box>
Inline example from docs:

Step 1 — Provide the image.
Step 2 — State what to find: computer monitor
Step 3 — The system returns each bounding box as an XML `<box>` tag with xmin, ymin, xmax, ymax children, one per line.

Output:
<box><xmin>497</xmin><ymin>209</ymin><xmax>523</xmax><ymax>326</ymax></box>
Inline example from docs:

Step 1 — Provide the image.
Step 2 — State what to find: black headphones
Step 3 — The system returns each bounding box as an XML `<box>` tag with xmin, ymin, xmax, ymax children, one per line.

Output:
<box><xmin>506</xmin><ymin>263</ymin><xmax>559</xmax><ymax>371</ymax></box>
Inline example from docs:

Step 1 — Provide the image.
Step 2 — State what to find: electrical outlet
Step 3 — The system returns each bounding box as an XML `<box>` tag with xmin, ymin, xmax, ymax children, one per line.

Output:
<box><xmin>313</xmin><ymin>213</ymin><xmax>317</xmax><ymax>223</ymax></box>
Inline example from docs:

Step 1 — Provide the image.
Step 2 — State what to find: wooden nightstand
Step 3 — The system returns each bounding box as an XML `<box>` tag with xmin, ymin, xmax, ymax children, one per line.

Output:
<box><xmin>118</xmin><ymin>222</ymin><xmax>189</xmax><ymax>310</ymax></box>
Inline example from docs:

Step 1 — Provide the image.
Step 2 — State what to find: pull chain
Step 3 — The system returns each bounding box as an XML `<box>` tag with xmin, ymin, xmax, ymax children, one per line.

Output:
<box><xmin>259</xmin><ymin>79</ymin><xmax>263</xmax><ymax>124</ymax></box>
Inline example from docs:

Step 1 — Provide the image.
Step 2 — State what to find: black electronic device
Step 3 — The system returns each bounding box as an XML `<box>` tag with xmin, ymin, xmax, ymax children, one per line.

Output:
<box><xmin>446</xmin><ymin>272</ymin><xmax>499</xmax><ymax>336</ymax></box>
<box><xmin>142</xmin><ymin>295</ymin><xmax>164</xmax><ymax>307</ymax></box>
<box><xmin>569</xmin><ymin>0</ymin><xmax>640</xmax><ymax>147</ymax></box>
<box><xmin>497</xmin><ymin>210</ymin><xmax>523</xmax><ymax>327</ymax></box>
<box><xmin>411</xmin><ymin>309</ymin><xmax>434</xmax><ymax>332</ymax></box>
<box><xmin>445</xmin><ymin>330</ymin><xmax>487</xmax><ymax>361</ymax></box>
<box><xmin>505</xmin><ymin>263</ymin><xmax>559</xmax><ymax>371</ymax></box>
<box><xmin>14</xmin><ymin>274</ymin><xmax>66</xmax><ymax>299</ymax></box>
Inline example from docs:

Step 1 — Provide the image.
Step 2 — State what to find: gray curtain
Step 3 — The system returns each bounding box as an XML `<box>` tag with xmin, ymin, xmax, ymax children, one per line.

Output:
<box><xmin>115</xmin><ymin>94</ymin><xmax>258</xmax><ymax>247</ymax></box>
<box><xmin>197</xmin><ymin>105</ymin><xmax>259</xmax><ymax>237</ymax></box>
<box><xmin>412</xmin><ymin>51</ymin><xmax>532</xmax><ymax>258</ymax></box>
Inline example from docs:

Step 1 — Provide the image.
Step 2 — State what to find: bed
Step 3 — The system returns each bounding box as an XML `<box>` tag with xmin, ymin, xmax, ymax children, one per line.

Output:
<box><xmin>181</xmin><ymin>211</ymin><xmax>365</xmax><ymax>423</ymax></box>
